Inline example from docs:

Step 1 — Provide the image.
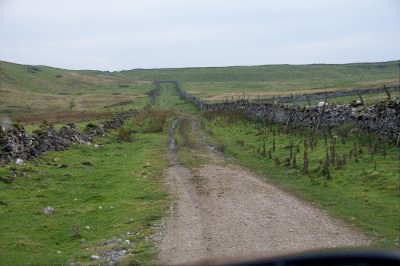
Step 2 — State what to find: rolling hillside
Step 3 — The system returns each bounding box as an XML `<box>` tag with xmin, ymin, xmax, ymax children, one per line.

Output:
<box><xmin>0</xmin><ymin>61</ymin><xmax>152</xmax><ymax>119</ymax></box>
<box><xmin>118</xmin><ymin>61</ymin><xmax>399</xmax><ymax>101</ymax></box>
<box><xmin>1</xmin><ymin>60</ymin><xmax>398</xmax><ymax>118</ymax></box>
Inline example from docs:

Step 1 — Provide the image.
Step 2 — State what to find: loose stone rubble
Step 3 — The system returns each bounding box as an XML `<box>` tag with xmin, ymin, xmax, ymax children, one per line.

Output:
<box><xmin>0</xmin><ymin>111</ymin><xmax>138</xmax><ymax>165</ymax></box>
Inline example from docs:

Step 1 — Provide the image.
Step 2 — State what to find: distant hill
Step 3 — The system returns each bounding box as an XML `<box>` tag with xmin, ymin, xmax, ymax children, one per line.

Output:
<box><xmin>116</xmin><ymin>60</ymin><xmax>399</xmax><ymax>101</ymax></box>
<box><xmin>0</xmin><ymin>61</ymin><xmax>152</xmax><ymax>118</ymax></box>
<box><xmin>117</xmin><ymin>61</ymin><xmax>398</xmax><ymax>83</ymax></box>
<box><xmin>1</xmin><ymin>60</ymin><xmax>398</xmax><ymax>116</ymax></box>
<box><xmin>0</xmin><ymin>60</ymin><xmax>141</xmax><ymax>94</ymax></box>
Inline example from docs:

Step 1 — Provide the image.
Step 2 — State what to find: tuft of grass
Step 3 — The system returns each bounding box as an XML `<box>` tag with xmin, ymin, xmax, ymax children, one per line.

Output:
<box><xmin>118</xmin><ymin>127</ymin><xmax>133</xmax><ymax>142</ymax></box>
<box><xmin>125</xmin><ymin>109</ymin><xmax>175</xmax><ymax>134</ymax></box>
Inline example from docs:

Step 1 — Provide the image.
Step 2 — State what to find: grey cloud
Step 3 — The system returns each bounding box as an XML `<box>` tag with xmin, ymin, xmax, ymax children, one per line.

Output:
<box><xmin>0</xmin><ymin>0</ymin><xmax>399</xmax><ymax>70</ymax></box>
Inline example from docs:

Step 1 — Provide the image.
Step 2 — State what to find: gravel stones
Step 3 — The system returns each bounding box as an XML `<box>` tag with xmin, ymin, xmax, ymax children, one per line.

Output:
<box><xmin>90</xmin><ymin>255</ymin><xmax>100</xmax><ymax>260</ymax></box>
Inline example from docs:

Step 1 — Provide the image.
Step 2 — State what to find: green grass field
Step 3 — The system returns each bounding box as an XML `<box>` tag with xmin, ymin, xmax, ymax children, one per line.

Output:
<box><xmin>0</xmin><ymin>112</ymin><xmax>172</xmax><ymax>265</ymax></box>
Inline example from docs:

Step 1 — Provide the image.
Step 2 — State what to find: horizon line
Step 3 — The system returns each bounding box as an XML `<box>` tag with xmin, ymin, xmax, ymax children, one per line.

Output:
<box><xmin>1</xmin><ymin>58</ymin><xmax>399</xmax><ymax>72</ymax></box>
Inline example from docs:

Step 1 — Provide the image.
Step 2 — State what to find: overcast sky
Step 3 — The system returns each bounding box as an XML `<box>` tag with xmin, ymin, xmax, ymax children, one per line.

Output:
<box><xmin>0</xmin><ymin>0</ymin><xmax>399</xmax><ymax>71</ymax></box>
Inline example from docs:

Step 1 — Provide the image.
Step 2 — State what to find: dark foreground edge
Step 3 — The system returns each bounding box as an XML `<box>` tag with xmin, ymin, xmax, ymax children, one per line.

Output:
<box><xmin>190</xmin><ymin>248</ymin><xmax>400</xmax><ymax>266</ymax></box>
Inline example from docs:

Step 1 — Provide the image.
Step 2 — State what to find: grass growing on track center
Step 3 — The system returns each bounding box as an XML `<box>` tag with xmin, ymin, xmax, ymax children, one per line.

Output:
<box><xmin>0</xmin><ymin>113</ymin><xmax>171</xmax><ymax>265</ymax></box>
<box><xmin>153</xmin><ymin>83</ymin><xmax>207</xmax><ymax>169</ymax></box>
<box><xmin>155</xmin><ymin>83</ymin><xmax>198</xmax><ymax>113</ymax></box>
<box><xmin>174</xmin><ymin>116</ymin><xmax>210</xmax><ymax>170</ymax></box>
<box><xmin>201</xmin><ymin>115</ymin><xmax>400</xmax><ymax>248</ymax></box>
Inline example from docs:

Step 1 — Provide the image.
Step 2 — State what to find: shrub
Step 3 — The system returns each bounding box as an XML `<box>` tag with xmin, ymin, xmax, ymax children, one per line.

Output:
<box><xmin>85</xmin><ymin>123</ymin><xmax>97</xmax><ymax>129</ymax></box>
<box><xmin>27</xmin><ymin>66</ymin><xmax>41</xmax><ymax>73</ymax></box>
<box><xmin>216</xmin><ymin>143</ymin><xmax>226</xmax><ymax>153</ymax></box>
<box><xmin>72</xmin><ymin>224</ymin><xmax>81</xmax><ymax>239</ymax></box>
<box><xmin>118</xmin><ymin>127</ymin><xmax>133</xmax><ymax>142</ymax></box>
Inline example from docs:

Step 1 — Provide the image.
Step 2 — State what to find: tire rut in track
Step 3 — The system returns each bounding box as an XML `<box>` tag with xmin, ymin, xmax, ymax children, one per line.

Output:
<box><xmin>156</xmin><ymin>117</ymin><xmax>369</xmax><ymax>265</ymax></box>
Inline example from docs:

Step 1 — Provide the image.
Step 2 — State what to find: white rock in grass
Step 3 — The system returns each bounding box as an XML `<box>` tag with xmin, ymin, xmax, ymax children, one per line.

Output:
<box><xmin>90</xmin><ymin>255</ymin><xmax>100</xmax><ymax>260</ymax></box>
<box><xmin>16</xmin><ymin>158</ymin><xmax>24</xmax><ymax>165</ymax></box>
<box><xmin>42</xmin><ymin>206</ymin><xmax>54</xmax><ymax>216</ymax></box>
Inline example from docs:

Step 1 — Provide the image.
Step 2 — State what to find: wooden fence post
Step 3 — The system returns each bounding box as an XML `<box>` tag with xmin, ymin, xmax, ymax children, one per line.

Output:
<box><xmin>305</xmin><ymin>94</ymin><xmax>311</xmax><ymax>106</ymax></box>
<box><xmin>315</xmin><ymin>97</ymin><xmax>328</xmax><ymax>131</ymax></box>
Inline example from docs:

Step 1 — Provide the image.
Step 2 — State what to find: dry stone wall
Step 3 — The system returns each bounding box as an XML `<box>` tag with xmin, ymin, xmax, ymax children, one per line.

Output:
<box><xmin>258</xmin><ymin>86</ymin><xmax>399</xmax><ymax>104</ymax></box>
<box><xmin>174</xmin><ymin>82</ymin><xmax>400</xmax><ymax>144</ymax></box>
<box><xmin>0</xmin><ymin>111</ymin><xmax>138</xmax><ymax>164</ymax></box>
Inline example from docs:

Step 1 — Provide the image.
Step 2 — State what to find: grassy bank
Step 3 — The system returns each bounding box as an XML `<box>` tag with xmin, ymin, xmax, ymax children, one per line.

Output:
<box><xmin>202</xmin><ymin>115</ymin><xmax>400</xmax><ymax>247</ymax></box>
<box><xmin>0</xmin><ymin>112</ymin><xmax>171</xmax><ymax>265</ymax></box>
<box><xmin>0</xmin><ymin>60</ymin><xmax>152</xmax><ymax>116</ymax></box>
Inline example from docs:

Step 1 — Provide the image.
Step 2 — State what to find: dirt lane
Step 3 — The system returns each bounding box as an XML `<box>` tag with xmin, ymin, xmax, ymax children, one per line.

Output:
<box><xmin>156</xmin><ymin>118</ymin><xmax>369</xmax><ymax>265</ymax></box>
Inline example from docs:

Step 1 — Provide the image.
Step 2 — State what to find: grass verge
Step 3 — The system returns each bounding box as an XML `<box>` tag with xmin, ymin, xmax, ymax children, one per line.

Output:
<box><xmin>0</xmin><ymin>113</ymin><xmax>171</xmax><ymax>265</ymax></box>
<box><xmin>202</xmin><ymin>115</ymin><xmax>400</xmax><ymax>248</ymax></box>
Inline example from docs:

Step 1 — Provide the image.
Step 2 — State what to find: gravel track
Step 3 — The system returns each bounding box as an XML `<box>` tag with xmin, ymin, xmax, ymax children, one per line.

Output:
<box><xmin>156</xmin><ymin>118</ymin><xmax>369</xmax><ymax>265</ymax></box>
